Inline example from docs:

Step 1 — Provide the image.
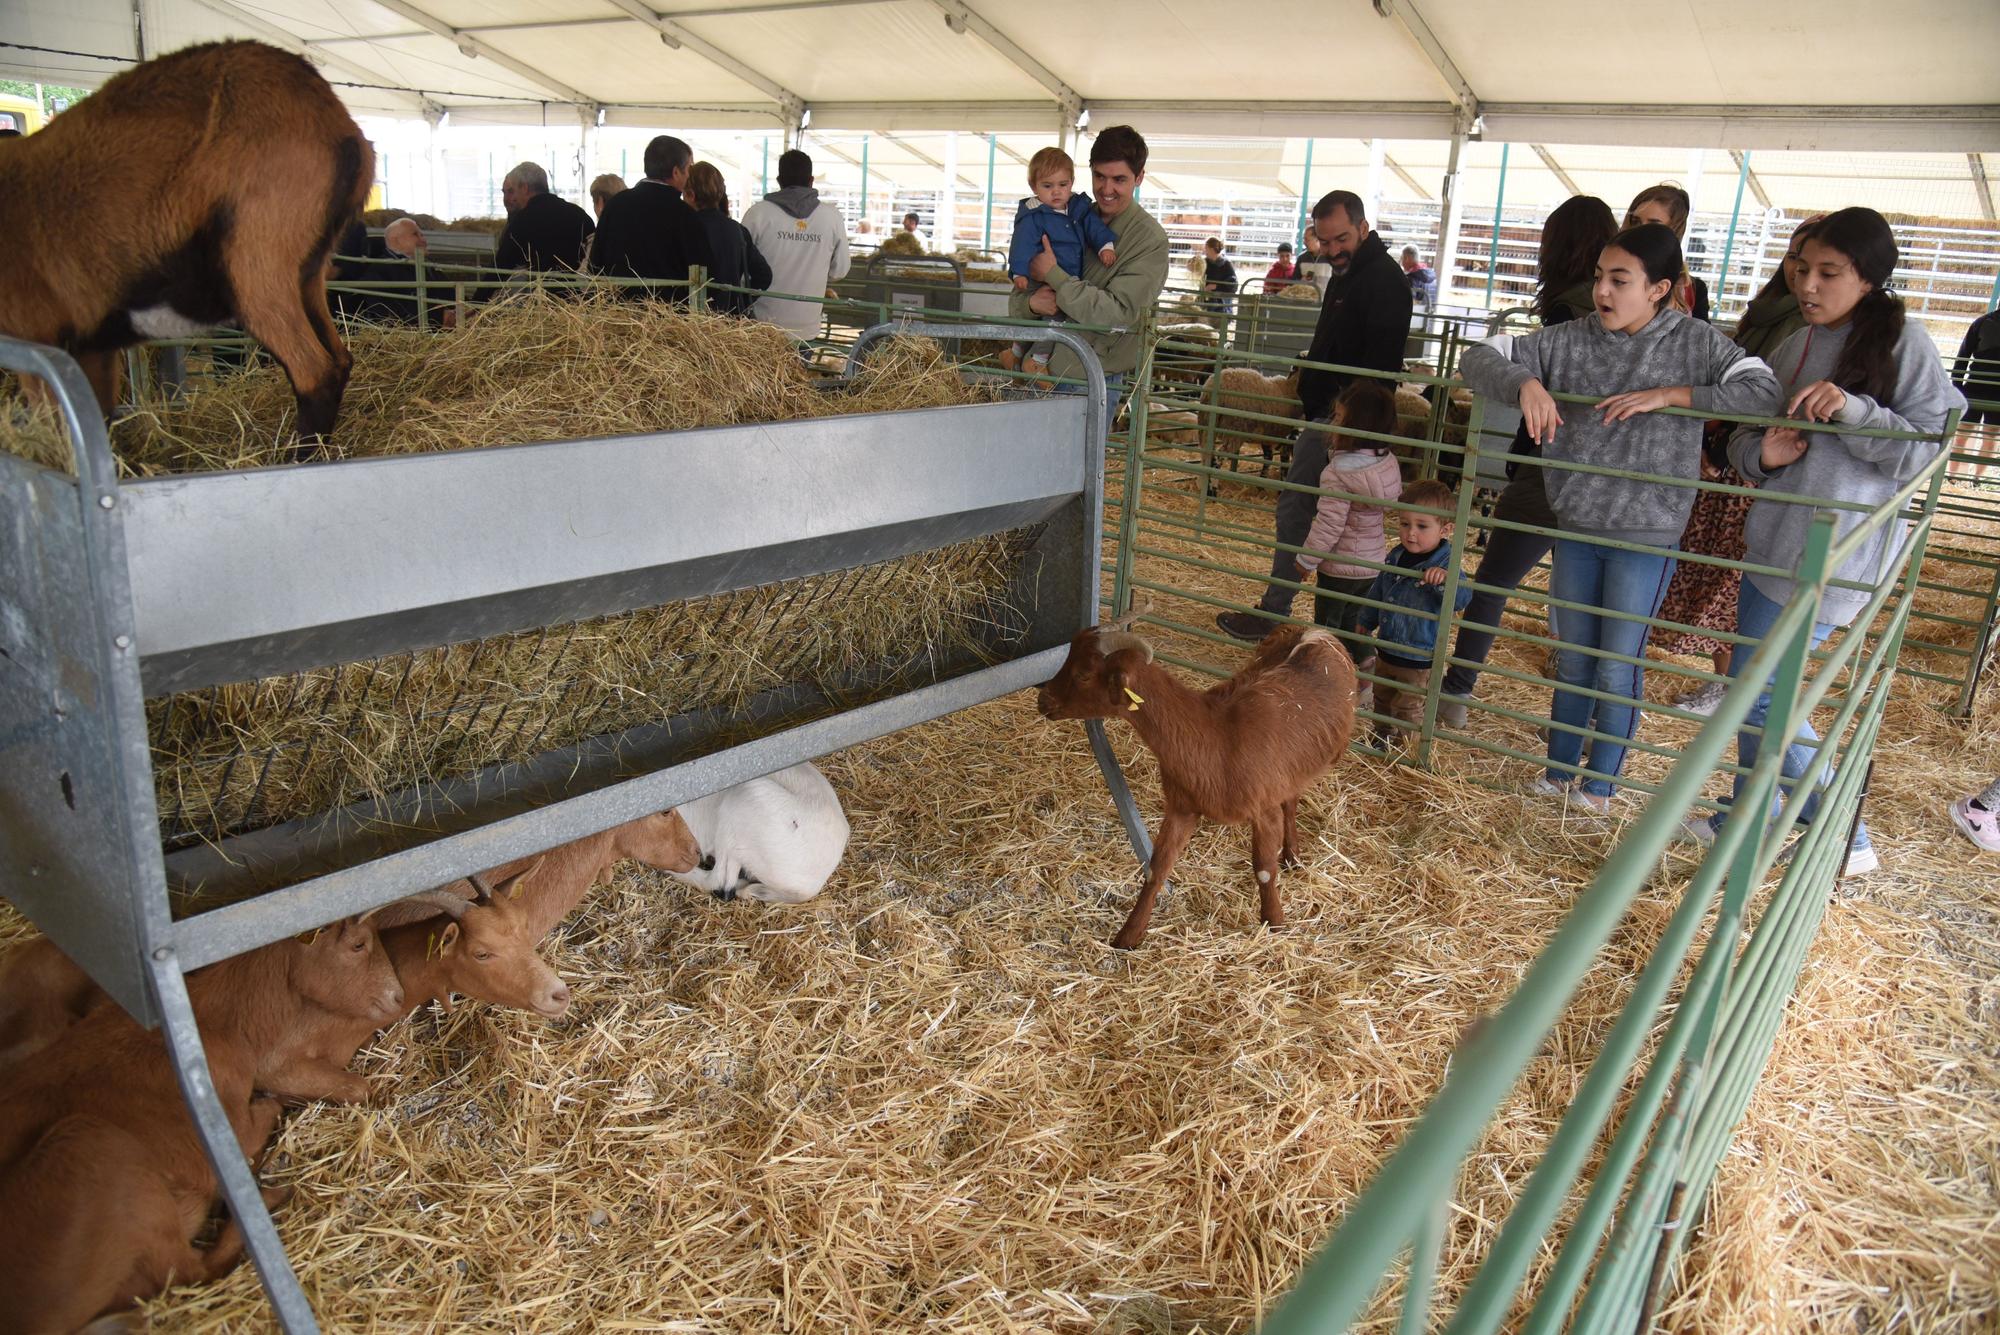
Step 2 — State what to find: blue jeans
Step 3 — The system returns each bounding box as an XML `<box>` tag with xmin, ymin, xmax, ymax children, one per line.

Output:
<box><xmin>1547</xmin><ymin>537</ymin><xmax>1678</xmax><ymax>798</ymax></box>
<box><xmin>1711</xmin><ymin>580</ymin><xmax>1871</xmax><ymax>850</ymax></box>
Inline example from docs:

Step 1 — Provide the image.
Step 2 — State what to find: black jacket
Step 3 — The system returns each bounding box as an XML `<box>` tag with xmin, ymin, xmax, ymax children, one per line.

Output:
<box><xmin>694</xmin><ymin>207</ymin><xmax>773</xmax><ymax>315</ymax></box>
<box><xmin>1297</xmin><ymin>230</ymin><xmax>1413</xmax><ymax>420</ymax></box>
<box><xmin>588</xmin><ymin>180</ymin><xmax>713</xmax><ymax>297</ymax></box>
<box><xmin>495</xmin><ymin>190</ymin><xmax>595</xmax><ymax>274</ymax></box>
<box><xmin>330</xmin><ymin>221</ymin><xmax>422</xmax><ymax>325</ymax></box>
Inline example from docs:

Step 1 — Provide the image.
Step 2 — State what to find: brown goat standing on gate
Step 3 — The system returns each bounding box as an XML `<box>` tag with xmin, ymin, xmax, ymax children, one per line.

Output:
<box><xmin>1038</xmin><ymin>612</ymin><xmax>1357</xmax><ymax>948</ymax></box>
<box><xmin>0</xmin><ymin>41</ymin><xmax>373</xmax><ymax>451</ymax></box>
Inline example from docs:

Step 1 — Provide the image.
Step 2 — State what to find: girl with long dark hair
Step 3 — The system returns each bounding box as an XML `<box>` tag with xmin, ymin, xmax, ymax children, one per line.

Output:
<box><xmin>1461</xmin><ymin>223</ymin><xmax>1781</xmax><ymax>813</ymax></box>
<box><xmin>1682</xmin><ymin>207</ymin><xmax>1964</xmax><ymax>875</ymax></box>
<box><xmin>1650</xmin><ymin>214</ymin><xmax>1824</xmax><ymax>713</ymax></box>
<box><xmin>1436</xmin><ymin>194</ymin><xmax>1618</xmax><ymax>725</ymax></box>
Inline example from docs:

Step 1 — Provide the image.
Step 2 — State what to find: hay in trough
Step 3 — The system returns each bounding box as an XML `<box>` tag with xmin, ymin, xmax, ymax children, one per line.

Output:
<box><xmin>877</xmin><ymin>231</ymin><xmax>926</xmax><ymax>257</ymax></box>
<box><xmin>0</xmin><ymin>293</ymin><xmax>994</xmax><ymax>478</ymax></box>
<box><xmin>2</xmin><ymin>295</ymin><xmax>1021</xmax><ymax>846</ymax></box>
<box><xmin>1277</xmin><ymin>283</ymin><xmax>1321</xmax><ymax>301</ymax></box>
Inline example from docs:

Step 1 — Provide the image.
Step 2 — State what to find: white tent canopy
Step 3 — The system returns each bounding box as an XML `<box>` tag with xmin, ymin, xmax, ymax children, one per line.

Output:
<box><xmin>5</xmin><ymin>0</ymin><xmax>1998</xmax><ymax>151</ymax></box>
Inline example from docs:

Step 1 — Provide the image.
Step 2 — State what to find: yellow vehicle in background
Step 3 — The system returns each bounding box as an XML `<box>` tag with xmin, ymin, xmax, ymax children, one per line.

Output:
<box><xmin>0</xmin><ymin>93</ymin><xmax>43</xmax><ymax>135</ymax></box>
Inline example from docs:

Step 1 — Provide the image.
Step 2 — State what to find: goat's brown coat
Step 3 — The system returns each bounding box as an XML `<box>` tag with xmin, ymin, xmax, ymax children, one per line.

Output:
<box><xmin>1039</xmin><ymin>621</ymin><xmax>1357</xmax><ymax>947</ymax></box>
<box><xmin>0</xmin><ymin>921</ymin><xmax>401</xmax><ymax>1331</ymax></box>
<box><xmin>0</xmin><ymin>41</ymin><xmax>372</xmax><ymax>448</ymax></box>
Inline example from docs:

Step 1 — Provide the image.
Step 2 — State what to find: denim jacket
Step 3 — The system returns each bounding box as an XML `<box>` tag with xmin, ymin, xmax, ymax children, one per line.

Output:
<box><xmin>1358</xmin><ymin>539</ymin><xmax>1471</xmax><ymax>664</ymax></box>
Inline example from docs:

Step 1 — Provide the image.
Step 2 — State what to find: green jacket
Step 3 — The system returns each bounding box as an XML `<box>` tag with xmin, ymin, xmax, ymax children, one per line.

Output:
<box><xmin>1010</xmin><ymin>200</ymin><xmax>1169</xmax><ymax>378</ymax></box>
<box><xmin>1733</xmin><ymin>290</ymin><xmax>1807</xmax><ymax>362</ymax></box>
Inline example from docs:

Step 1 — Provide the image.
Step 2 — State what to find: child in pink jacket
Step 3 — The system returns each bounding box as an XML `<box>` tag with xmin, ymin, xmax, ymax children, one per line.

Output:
<box><xmin>1295</xmin><ymin>380</ymin><xmax>1406</xmax><ymax>662</ymax></box>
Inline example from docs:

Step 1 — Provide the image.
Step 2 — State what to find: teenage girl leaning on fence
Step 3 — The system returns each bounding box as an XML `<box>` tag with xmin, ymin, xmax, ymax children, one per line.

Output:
<box><xmin>1435</xmin><ymin>195</ymin><xmax>1619</xmax><ymax>728</ymax></box>
<box><xmin>1677</xmin><ymin>206</ymin><xmax>1964</xmax><ymax>877</ymax></box>
<box><xmin>1649</xmin><ymin>214</ymin><xmax>1827</xmax><ymax>716</ymax></box>
<box><xmin>1460</xmin><ymin>223</ymin><xmax>1782</xmax><ymax>816</ymax></box>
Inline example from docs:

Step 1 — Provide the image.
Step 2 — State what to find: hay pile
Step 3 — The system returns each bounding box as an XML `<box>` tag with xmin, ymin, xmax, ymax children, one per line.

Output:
<box><xmin>1277</xmin><ymin>283</ymin><xmax>1321</xmax><ymax>301</ymax></box>
<box><xmin>151</xmin><ymin>528</ymin><xmax>1035</xmax><ymax>845</ymax></box>
<box><xmin>2</xmin><ymin>293</ymin><xmax>994</xmax><ymax>478</ymax></box>
<box><xmin>4</xmin><ymin>295</ymin><xmax>1023</xmax><ymax>844</ymax></box>
<box><xmin>878</xmin><ymin>231</ymin><xmax>926</xmax><ymax>257</ymax></box>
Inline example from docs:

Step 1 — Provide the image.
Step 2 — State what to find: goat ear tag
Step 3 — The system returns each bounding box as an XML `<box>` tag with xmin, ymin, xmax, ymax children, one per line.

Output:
<box><xmin>1123</xmin><ymin>686</ymin><xmax>1145</xmax><ymax>711</ymax></box>
<box><xmin>426</xmin><ymin>931</ymin><xmax>439</xmax><ymax>961</ymax></box>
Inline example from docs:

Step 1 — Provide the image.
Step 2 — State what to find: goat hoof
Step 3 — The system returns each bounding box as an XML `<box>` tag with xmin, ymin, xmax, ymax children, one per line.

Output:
<box><xmin>1280</xmin><ymin>851</ymin><xmax>1302</xmax><ymax>870</ymax></box>
<box><xmin>1109</xmin><ymin>929</ymin><xmax>1146</xmax><ymax>951</ymax></box>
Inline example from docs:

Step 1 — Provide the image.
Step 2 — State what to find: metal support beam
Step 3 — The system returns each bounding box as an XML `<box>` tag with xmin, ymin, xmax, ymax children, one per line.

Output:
<box><xmin>879</xmin><ymin>132</ymin><xmax>984</xmax><ymax>191</ymax></box>
<box><xmin>193</xmin><ymin>0</ymin><xmax>442</xmax><ymax>117</ymax></box>
<box><xmin>364</xmin><ymin>0</ymin><xmax>595</xmax><ymax>103</ymax></box>
<box><xmin>1971</xmin><ymin>153</ymin><xmax>1996</xmax><ymax>222</ymax></box>
<box><xmin>924</xmin><ymin>0</ymin><xmax>1082</xmax><ymax>126</ymax></box>
<box><xmin>1384</xmin><ymin>152</ymin><xmax>1432</xmax><ymax>201</ymax></box>
<box><xmin>600</xmin><ymin>0</ymin><xmax>806</xmax><ymax>122</ymax></box>
<box><xmin>1374</xmin><ymin>0</ymin><xmax>1478</xmax><ymax>118</ymax></box>
<box><xmin>1435</xmin><ymin>113</ymin><xmax>1471</xmax><ymax>308</ymax></box>
<box><xmin>1728</xmin><ymin>150</ymin><xmax>1771</xmax><ymax>210</ymax></box>
<box><xmin>1531</xmin><ymin>144</ymin><xmax>1580</xmax><ymax>196</ymax></box>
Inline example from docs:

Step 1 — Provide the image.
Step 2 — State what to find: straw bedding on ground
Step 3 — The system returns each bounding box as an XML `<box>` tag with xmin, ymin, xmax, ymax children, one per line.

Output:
<box><xmin>0</xmin><ymin>396</ymin><xmax>1992</xmax><ymax>1329</ymax></box>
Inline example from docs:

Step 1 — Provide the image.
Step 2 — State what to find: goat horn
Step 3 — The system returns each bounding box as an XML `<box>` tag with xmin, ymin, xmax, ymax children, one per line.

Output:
<box><xmin>401</xmin><ymin>888</ymin><xmax>472</xmax><ymax>920</ymax></box>
<box><xmin>1093</xmin><ymin>630</ymin><xmax>1154</xmax><ymax>663</ymax></box>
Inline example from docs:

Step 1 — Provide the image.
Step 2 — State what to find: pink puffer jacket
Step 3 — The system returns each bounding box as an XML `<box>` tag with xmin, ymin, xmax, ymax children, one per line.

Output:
<box><xmin>1297</xmin><ymin>450</ymin><xmax>1405</xmax><ymax>579</ymax></box>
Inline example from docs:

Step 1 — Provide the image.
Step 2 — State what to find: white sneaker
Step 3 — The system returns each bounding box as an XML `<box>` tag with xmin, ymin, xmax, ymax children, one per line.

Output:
<box><xmin>1840</xmin><ymin>843</ymin><xmax>1881</xmax><ymax>877</ymax></box>
<box><xmin>1675</xmin><ymin>813</ymin><xmax>1718</xmax><ymax>847</ymax></box>
<box><xmin>1528</xmin><ymin>776</ymin><xmax>1569</xmax><ymax>799</ymax></box>
<box><xmin>1566</xmin><ymin>788</ymin><xmax>1612</xmax><ymax>817</ymax></box>
<box><xmin>1673</xmin><ymin>680</ymin><xmax>1728</xmax><ymax>717</ymax></box>
<box><xmin>1437</xmin><ymin>694</ymin><xmax>1470</xmax><ymax>729</ymax></box>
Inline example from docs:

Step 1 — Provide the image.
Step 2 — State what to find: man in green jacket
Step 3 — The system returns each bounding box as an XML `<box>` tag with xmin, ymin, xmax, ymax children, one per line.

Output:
<box><xmin>1014</xmin><ymin>124</ymin><xmax>1169</xmax><ymax>427</ymax></box>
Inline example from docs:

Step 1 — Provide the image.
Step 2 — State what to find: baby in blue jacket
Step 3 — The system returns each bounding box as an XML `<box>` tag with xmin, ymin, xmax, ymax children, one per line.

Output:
<box><xmin>1004</xmin><ymin>146</ymin><xmax>1118</xmax><ymax>375</ymax></box>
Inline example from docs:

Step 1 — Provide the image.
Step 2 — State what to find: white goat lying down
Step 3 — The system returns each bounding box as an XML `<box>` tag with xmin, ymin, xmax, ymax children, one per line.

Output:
<box><xmin>666</xmin><ymin>762</ymin><xmax>850</xmax><ymax>904</ymax></box>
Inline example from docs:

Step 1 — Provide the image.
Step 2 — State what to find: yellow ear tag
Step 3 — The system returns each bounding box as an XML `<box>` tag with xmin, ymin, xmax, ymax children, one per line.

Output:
<box><xmin>426</xmin><ymin>931</ymin><xmax>440</xmax><ymax>961</ymax></box>
<box><xmin>1123</xmin><ymin>686</ymin><xmax>1145</xmax><ymax>711</ymax></box>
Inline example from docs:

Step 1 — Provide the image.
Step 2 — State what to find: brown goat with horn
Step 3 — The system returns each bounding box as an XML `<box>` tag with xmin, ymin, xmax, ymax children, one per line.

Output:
<box><xmin>0</xmin><ymin>41</ymin><xmax>373</xmax><ymax>452</ymax></box>
<box><xmin>1038</xmin><ymin>609</ymin><xmax>1357</xmax><ymax>948</ymax></box>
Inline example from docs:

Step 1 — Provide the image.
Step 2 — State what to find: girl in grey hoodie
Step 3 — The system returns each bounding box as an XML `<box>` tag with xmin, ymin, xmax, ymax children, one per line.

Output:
<box><xmin>1682</xmin><ymin>208</ymin><xmax>1964</xmax><ymax>876</ymax></box>
<box><xmin>1460</xmin><ymin>223</ymin><xmax>1781</xmax><ymax>813</ymax></box>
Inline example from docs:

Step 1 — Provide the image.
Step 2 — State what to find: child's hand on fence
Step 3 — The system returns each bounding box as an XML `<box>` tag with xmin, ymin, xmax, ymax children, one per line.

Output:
<box><xmin>1761</xmin><ymin>426</ymin><xmax>1809</xmax><ymax>469</ymax></box>
<box><xmin>1519</xmin><ymin>379</ymin><xmax>1563</xmax><ymax>445</ymax></box>
<box><xmin>1596</xmin><ymin>385</ymin><xmax>1689</xmax><ymax>423</ymax></box>
<box><xmin>1787</xmin><ymin>379</ymin><xmax>1848</xmax><ymax>422</ymax></box>
<box><xmin>1422</xmin><ymin>566</ymin><xmax>1448</xmax><ymax>587</ymax></box>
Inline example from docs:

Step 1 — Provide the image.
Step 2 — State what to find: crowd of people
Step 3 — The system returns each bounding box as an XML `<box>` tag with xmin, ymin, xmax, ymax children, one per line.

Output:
<box><xmin>1211</xmin><ymin>180</ymin><xmax>1977</xmax><ymax>872</ymax></box>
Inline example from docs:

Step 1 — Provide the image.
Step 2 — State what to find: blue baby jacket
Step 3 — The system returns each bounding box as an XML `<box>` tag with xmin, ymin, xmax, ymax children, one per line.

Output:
<box><xmin>1358</xmin><ymin>539</ymin><xmax>1472</xmax><ymax>664</ymax></box>
<box><xmin>1008</xmin><ymin>195</ymin><xmax>1120</xmax><ymax>281</ymax></box>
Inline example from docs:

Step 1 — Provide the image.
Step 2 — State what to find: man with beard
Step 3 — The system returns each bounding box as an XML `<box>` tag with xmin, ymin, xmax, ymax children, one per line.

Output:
<box><xmin>1218</xmin><ymin>189</ymin><xmax>1413</xmax><ymax>640</ymax></box>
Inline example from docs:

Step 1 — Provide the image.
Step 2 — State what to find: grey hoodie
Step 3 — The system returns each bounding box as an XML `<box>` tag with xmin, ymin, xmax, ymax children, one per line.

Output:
<box><xmin>1728</xmin><ymin>320</ymin><xmax>1963</xmax><ymax>626</ymax></box>
<box><xmin>743</xmin><ymin>187</ymin><xmax>852</xmax><ymax>339</ymax></box>
<box><xmin>1460</xmin><ymin>308</ymin><xmax>1781</xmax><ymax>545</ymax></box>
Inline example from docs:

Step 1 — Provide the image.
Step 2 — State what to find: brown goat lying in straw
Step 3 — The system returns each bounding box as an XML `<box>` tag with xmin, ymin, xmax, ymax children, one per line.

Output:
<box><xmin>0</xmin><ymin>40</ymin><xmax>371</xmax><ymax>451</ymax></box>
<box><xmin>1038</xmin><ymin>611</ymin><xmax>1357</xmax><ymax>948</ymax></box>
<box><xmin>0</xmin><ymin>919</ymin><xmax>402</xmax><ymax>1330</ymax></box>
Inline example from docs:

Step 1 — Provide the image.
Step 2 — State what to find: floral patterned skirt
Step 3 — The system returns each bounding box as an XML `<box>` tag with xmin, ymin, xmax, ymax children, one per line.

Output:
<box><xmin>1652</xmin><ymin>466</ymin><xmax>1755</xmax><ymax>658</ymax></box>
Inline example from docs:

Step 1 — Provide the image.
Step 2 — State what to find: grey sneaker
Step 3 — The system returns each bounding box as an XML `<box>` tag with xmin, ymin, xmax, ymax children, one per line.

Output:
<box><xmin>1673</xmin><ymin>680</ymin><xmax>1728</xmax><ymax>717</ymax></box>
<box><xmin>1437</xmin><ymin>694</ymin><xmax>1469</xmax><ymax>729</ymax></box>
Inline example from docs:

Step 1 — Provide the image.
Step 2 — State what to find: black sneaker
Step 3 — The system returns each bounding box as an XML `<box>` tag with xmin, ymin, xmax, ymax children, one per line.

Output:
<box><xmin>1215</xmin><ymin>610</ymin><xmax>1273</xmax><ymax>642</ymax></box>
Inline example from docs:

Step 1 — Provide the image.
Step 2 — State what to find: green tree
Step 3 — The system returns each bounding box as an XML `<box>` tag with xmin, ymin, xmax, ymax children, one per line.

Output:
<box><xmin>0</xmin><ymin>79</ymin><xmax>93</xmax><ymax>120</ymax></box>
